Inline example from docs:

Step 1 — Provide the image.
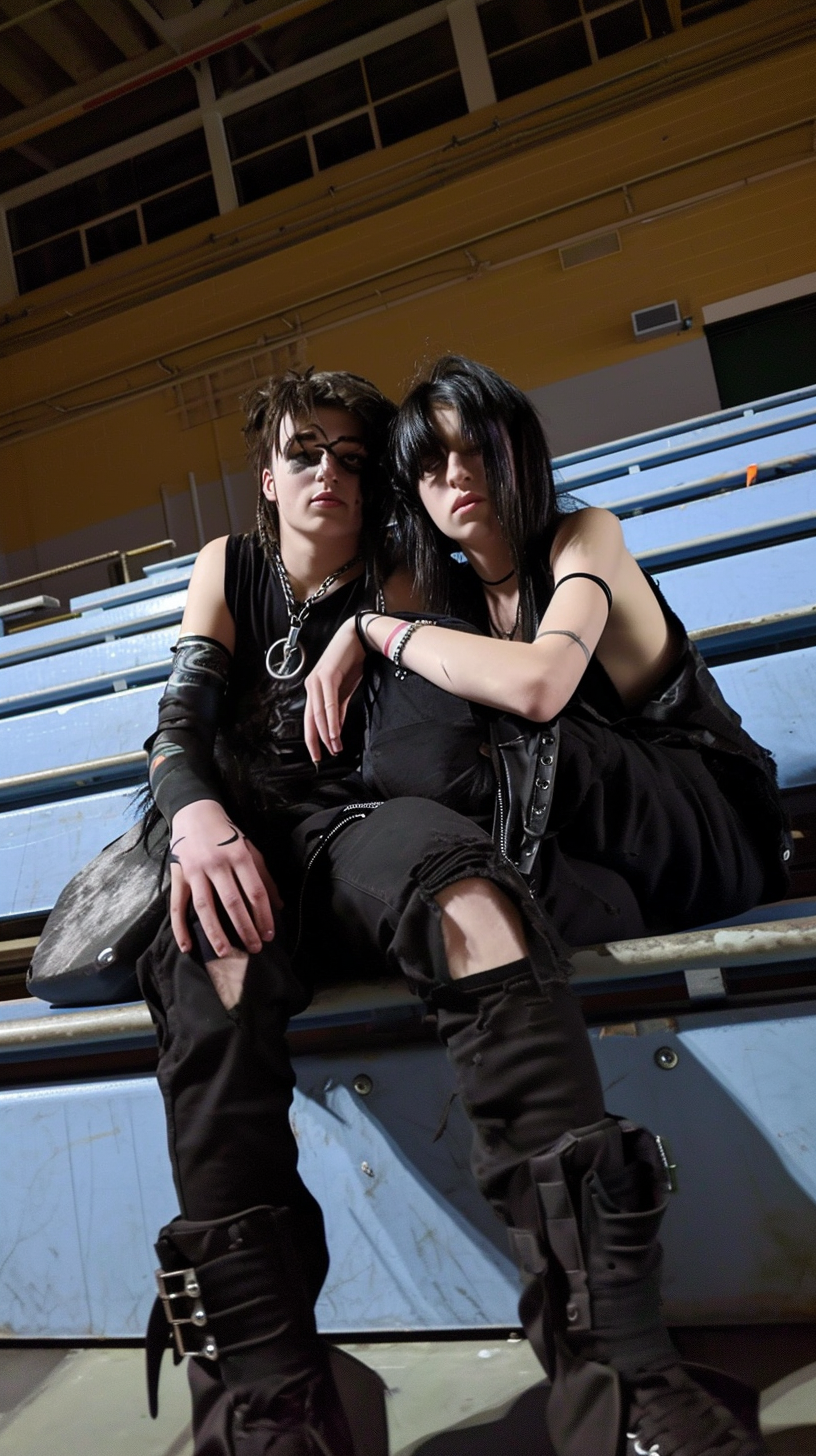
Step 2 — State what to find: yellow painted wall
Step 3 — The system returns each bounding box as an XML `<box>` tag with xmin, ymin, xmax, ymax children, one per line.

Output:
<box><xmin>1</xmin><ymin>17</ymin><xmax>814</xmax><ymax>554</ymax></box>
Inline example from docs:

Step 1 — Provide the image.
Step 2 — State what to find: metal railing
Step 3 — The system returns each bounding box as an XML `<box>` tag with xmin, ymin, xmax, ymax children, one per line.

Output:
<box><xmin>2</xmin><ymin>915</ymin><xmax>815</xmax><ymax>1056</ymax></box>
<box><xmin>0</xmin><ymin>539</ymin><xmax>176</xmax><ymax>596</ymax></box>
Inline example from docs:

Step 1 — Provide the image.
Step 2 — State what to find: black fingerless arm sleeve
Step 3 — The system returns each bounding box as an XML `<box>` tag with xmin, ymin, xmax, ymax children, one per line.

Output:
<box><xmin>146</xmin><ymin>635</ymin><xmax>232</xmax><ymax>827</ymax></box>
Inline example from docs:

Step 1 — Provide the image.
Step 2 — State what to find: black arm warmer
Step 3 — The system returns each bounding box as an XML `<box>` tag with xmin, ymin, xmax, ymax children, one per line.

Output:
<box><xmin>146</xmin><ymin>635</ymin><xmax>232</xmax><ymax>827</ymax></box>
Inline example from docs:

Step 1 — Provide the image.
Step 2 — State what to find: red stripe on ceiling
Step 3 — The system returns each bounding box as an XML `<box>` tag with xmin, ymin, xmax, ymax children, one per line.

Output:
<box><xmin>82</xmin><ymin>23</ymin><xmax>264</xmax><ymax>111</ymax></box>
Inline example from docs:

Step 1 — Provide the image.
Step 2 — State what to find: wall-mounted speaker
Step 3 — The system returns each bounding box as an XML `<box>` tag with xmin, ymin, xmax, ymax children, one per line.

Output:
<box><xmin>632</xmin><ymin>300</ymin><xmax>683</xmax><ymax>339</ymax></box>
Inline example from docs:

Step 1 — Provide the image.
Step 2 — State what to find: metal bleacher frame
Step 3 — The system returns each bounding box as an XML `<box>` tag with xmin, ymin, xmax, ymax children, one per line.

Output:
<box><xmin>0</xmin><ymin>383</ymin><xmax>815</xmax><ymax>1345</ymax></box>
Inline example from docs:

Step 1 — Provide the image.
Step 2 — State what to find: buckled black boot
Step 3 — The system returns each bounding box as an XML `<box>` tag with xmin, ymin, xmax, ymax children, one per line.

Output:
<box><xmin>520</xmin><ymin>1117</ymin><xmax>765</xmax><ymax>1456</ymax></box>
<box><xmin>146</xmin><ymin>1205</ymin><xmax>359</xmax><ymax>1455</ymax></box>
<box><xmin>434</xmin><ymin>968</ymin><xmax>765</xmax><ymax>1456</ymax></box>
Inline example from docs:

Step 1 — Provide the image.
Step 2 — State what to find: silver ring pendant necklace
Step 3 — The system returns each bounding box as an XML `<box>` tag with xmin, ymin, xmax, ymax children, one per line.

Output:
<box><xmin>266</xmin><ymin>545</ymin><xmax>363</xmax><ymax>681</ymax></box>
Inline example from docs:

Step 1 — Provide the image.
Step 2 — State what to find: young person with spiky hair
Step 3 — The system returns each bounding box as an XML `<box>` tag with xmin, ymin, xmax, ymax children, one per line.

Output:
<box><xmin>139</xmin><ymin>369</ymin><xmax>400</xmax><ymax>1456</ymax></box>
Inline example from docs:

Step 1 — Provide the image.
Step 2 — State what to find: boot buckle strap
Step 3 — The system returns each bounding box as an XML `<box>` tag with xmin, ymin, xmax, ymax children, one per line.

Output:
<box><xmin>154</xmin><ymin>1267</ymin><xmax>219</xmax><ymax>1360</ymax></box>
<box><xmin>564</xmin><ymin>1276</ymin><xmax>591</xmax><ymax>1332</ymax></box>
<box><xmin>507</xmin><ymin>1226</ymin><xmax>548</xmax><ymax>1276</ymax></box>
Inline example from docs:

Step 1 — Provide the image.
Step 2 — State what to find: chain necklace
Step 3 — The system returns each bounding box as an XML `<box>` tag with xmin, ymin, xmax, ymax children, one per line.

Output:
<box><xmin>266</xmin><ymin>546</ymin><xmax>363</xmax><ymax>681</ymax></box>
<box><xmin>487</xmin><ymin>593</ymin><xmax>522</xmax><ymax>641</ymax></box>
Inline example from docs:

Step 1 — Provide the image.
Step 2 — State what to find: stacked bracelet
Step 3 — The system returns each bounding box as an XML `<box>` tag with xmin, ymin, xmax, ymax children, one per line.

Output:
<box><xmin>383</xmin><ymin>620</ymin><xmax>410</xmax><ymax>659</ymax></box>
<box><xmin>392</xmin><ymin>619</ymin><xmax>433</xmax><ymax>678</ymax></box>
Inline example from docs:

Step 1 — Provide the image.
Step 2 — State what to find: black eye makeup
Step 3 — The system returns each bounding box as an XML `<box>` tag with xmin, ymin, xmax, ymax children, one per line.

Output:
<box><xmin>284</xmin><ymin>433</ymin><xmax>368</xmax><ymax>476</ymax></box>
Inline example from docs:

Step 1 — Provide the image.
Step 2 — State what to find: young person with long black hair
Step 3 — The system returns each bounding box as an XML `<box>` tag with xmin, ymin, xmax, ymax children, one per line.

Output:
<box><xmin>303</xmin><ymin>356</ymin><xmax>789</xmax><ymax>1456</ymax></box>
<box><xmin>138</xmin><ymin>368</ymin><xmax>404</xmax><ymax>1456</ymax></box>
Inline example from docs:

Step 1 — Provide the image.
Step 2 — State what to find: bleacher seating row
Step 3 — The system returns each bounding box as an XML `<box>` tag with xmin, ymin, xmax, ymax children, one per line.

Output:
<box><xmin>0</xmin><ymin>385</ymin><xmax>814</xmax><ymax>1341</ymax></box>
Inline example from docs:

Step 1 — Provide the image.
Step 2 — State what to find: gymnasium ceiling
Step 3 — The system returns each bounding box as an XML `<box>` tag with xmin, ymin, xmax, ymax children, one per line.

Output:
<box><xmin>0</xmin><ymin>0</ymin><xmax>414</xmax><ymax>181</ymax></box>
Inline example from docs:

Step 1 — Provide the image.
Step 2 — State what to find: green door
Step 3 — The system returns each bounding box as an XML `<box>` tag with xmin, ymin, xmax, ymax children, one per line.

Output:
<box><xmin>705</xmin><ymin>292</ymin><xmax>816</xmax><ymax>408</ymax></box>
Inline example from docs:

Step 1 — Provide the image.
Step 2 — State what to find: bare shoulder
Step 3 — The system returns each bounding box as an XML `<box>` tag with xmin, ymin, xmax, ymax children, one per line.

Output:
<box><xmin>550</xmin><ymin>507</ymin><xmax>626</xmax><ymax>589</ymax></box>
<box><xmin>179</xmin><ymin>536</ymin><xmax>235</xmax><ymax>652</ymax></box>
<box><xmin>552</xmin><ymin>506</ymin><xmax>623</xmax><ymax>555</ymax></box>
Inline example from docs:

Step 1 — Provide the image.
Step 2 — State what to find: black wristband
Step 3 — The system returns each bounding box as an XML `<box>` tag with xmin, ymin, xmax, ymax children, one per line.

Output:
<box><xmin>355</xmin><ymin>609</ymin><xmax>381</xmax><ymax>650</ymax></box>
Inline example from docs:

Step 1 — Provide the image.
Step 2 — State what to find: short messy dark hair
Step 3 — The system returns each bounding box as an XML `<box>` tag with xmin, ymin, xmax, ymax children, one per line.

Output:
<box><xmin>243</xmin><ymin>367</ymin><xmax>396</xmax><ymax>567</ymax></box>
<box><xmin>391</xmin><ymin>355</ymin><xmax>562</xmax><ymax>639</ymax></box>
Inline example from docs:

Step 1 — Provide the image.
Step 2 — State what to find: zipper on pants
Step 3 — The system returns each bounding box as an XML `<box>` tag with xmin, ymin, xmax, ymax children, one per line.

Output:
<box><xmin>293</xmin><ymin>802</ymin><xmax>383</xmax><ymax>955</ymax></box>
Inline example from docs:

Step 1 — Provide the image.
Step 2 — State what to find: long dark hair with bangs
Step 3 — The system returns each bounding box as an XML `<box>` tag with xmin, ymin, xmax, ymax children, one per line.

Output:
<box><xmin>391</xmin><ymin>356</ymin><xmax>563</xmax><ymax>641</ymax></box>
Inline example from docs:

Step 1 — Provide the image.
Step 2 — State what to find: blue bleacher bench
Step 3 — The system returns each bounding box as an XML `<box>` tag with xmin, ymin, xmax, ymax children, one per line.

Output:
<box><xmin>0</xmin><ymin>380</ymin><xmax>815</xmax><ymax>1341</ymax></box>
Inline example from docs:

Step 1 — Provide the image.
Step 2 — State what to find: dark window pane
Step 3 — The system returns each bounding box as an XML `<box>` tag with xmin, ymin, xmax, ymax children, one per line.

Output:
<box><xmin>313</xmin><ymin>112</ymin><xmax>375</xmax><ymax>170</ymax></box>
<box><xmin>284</xmin><ymin>62</ymin><xmax>368</xmax><ymax>133</ymax></box>
<box><xmin>225</xmin><ymin>91</ymin><xmax>305</xmax><ymax>160</ymax></box>
<box><xmin>211</xmin><ymin>0</ymin><xmax>427</xmax><ymax>96</ymax></box>
<box><xmin>32</xmin><ymin>73</ymin><xmax>197</xmax><ymax>171</ymax></box>
<box><xmin>0</xmin><ymin>147</ymin><xmax>45</xmax><ymax>191</ymax></box>
<box><xmin>15</xmin><ymin>232</ymin><xmax>84</xmax><ymax>294</ymax></box>
<box><xmin>70</xmin><ymin>160</ymin><xmax>138</xmax><ymax>226</ymax></box>
<box><xmin>142</xmin><ymin>176</ymin><xmax>219</xmax><ymax>244</ymax></box>
<box><xmin>375</xmin><ymin>72</ymin><xmax>468</xmax><ymax>148</ymax></box>
<box><xmin>6</xmin><ymin>131</ymin><xmax>211</xmax><ymax>256</ymax></box>
<box><xmin>133</xmin><ymin>129</ymin><xmax>210</xmax><ymax>200</ymax></box>
<box><xmin>86</xmin><ymin>209</ymin><xmax>142</xmax><ymax>264</ymax></box>
<box><xmin>680</xmin><ymin>0</ymin><xmax>750</xmax><ymax>21</ymax></box>
<box><xmin>9</xmin><ymin>192</ymin><xmax>77</xmax><ymax>251</ymax></box>
<box><xmin>643</xmin><ymin>0</ymin><xmax>674</xmax><ymax>36</ymax></box>
<box><xmin>8</xmin><ymin>159</ymin><xmax>137</xmax><ymax>250</ymax></box>
<box><xmin>480</xmin><ymin>0</ymin><xmax>580</xmax><ymax>52</ymax></box>
<box><xmin>490</xmin><ymin>21</ymin><xmax>591</xmax><ymax>99</ymax></box>
<box><xmin>225</xmin><ymin>63</ymin><xmax>366</xmax><ymax>160</ymax></box>
<box><xmin>365</xmin><ymin>22</ymin><xmax>458</xmax><ymax>101</ymax></box>
<box><xmin>592</xmin><ymin>1</ymin><xmax>647</xmax><ymax>57</ymax></box>
<box><xmin>233</xmin><ymin>137</ymin><xmax>313</xmax><ymax>206</ymax></box>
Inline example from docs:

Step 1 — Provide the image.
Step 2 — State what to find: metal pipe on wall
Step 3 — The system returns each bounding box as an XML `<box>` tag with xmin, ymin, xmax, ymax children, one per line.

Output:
<box><xmin>188</xmin><ymin>471</ymin><xmax>206</xmax><ymax>550</ymax></box>
<box><xmin>2</xmin><ymin>144</ymin><xmax>814</xmax><ymax>450</ymax></box>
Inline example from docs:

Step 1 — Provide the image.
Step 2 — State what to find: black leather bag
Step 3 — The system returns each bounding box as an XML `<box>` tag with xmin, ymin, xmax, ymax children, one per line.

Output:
<box><xmin>361</xmin><ymin>614</ymin><xmax>559</xmax><ymax>885</ymax></box>
<box><xmin>27</xmin><ymin>820</ymin><xmax>170</xmax><ymax>1006</ymax></box>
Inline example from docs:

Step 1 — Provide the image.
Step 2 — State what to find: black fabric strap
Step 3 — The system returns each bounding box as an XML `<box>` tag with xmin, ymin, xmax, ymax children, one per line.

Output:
<box><xmin>552</xmin><ymin>572</ymin><xmax>613</xmax><ymax>614</ymax></box>
<box><xmin>146</xmin><ymin>635</ymin><xmax>232</xmax><ymax>826</ymax></box>
<box><xmin>355</xmin><ymin>609</ymin><xmax>381</xmax><ymax>649</ymax></box>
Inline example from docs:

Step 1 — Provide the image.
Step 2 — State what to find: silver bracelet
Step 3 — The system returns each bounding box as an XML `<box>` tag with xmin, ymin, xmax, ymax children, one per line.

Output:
<box><xmin>535</xmin><ymin>627</ymin><xmax>591</xmax><ymax>665</ymax></box>
<box><xmin>392</xmin><ymin>619</ymin><xmax>433</xmax><ymax>678</ymax></box>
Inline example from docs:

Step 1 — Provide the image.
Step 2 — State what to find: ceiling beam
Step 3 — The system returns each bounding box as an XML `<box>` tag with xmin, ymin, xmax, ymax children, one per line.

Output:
<box><xmin>74</xmin><ymin>0</ymin><xmax>154</xmax><ymax>60</ymax></box>
<box><xmin>119</xmin><ymin>0</ymin><xmax>180</xmax><ymax>49</ymax></box>
<box><xmin>149</xmin><ymin>0</ymin><xmax>196</xmax><ymax>17</ymax></box>
<box><xmin>0</xmin><ymin>0</ymin><xmax>334</xmax><ymax>147</ymax></box>
<box><xmin>13</xmin><ymin>137</ymin><xmax>54</xmax><ymax>168</ymax></box>
<box><xmin>0</xmin><ymin>40</ymin><xmax>55</xmax><ymax>106</ymax></box>
<box><xmin>0</xmin><ymin>0</ymin><xmax>63</xmax><ymax>36</ymax></box>
<box><xmin>0</xmin><ymin>0</ymin><xmax>101</xmax><ymax>85</ymax></box>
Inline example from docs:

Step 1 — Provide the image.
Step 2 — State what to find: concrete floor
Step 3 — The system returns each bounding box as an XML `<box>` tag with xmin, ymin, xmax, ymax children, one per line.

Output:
<box><xmin>0</xmin><ymin>1340</ymin><xmax>814</xmax><ymax>1455</ymax></box>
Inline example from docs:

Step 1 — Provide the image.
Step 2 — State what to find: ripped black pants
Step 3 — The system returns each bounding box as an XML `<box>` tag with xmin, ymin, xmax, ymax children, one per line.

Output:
<box><xmin>139</xmin><ymin>714</ymin><xmax>768</xmax><ymax>1233</ymax></box>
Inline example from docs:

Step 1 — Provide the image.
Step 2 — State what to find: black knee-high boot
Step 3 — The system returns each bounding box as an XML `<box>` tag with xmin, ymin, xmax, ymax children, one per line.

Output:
<box><xmin>147</xmin><ymin>1205</ymin><xmax>357</xmax><ymax>1455</ymax></box>
<box><xmin>434</xmin><ymin>964</ymin><xmax>765</xmax><ymax>1456</ymax></box>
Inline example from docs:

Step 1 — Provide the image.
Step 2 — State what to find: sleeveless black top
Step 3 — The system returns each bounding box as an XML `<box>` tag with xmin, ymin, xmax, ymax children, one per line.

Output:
<box><xmin>448</xmin><ymin>558</ymin><xmax>789</xmax><ymax>893</ymax></box>
<box><xmin>214</xmin><ymin>534</ymin><xmax>369</xmax><ymax>838</ymax></box>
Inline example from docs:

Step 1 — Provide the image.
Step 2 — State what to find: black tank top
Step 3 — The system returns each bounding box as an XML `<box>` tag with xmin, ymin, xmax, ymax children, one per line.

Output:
<box><xmin>214</xmin><ymin>534</ymin><xmax>369</xmax><ymax>828</ymax></box>
<box><xmin>449</xmin><ymin>556</ymin><xmax>788</xmax><ymax>891</ymax></box>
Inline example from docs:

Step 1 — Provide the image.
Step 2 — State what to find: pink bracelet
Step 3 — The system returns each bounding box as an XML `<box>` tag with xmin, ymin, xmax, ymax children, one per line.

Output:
<box><xmin>382</xmin><ymin>620</ymin><xmax>408</xmax><ymax>659</ymax></box>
